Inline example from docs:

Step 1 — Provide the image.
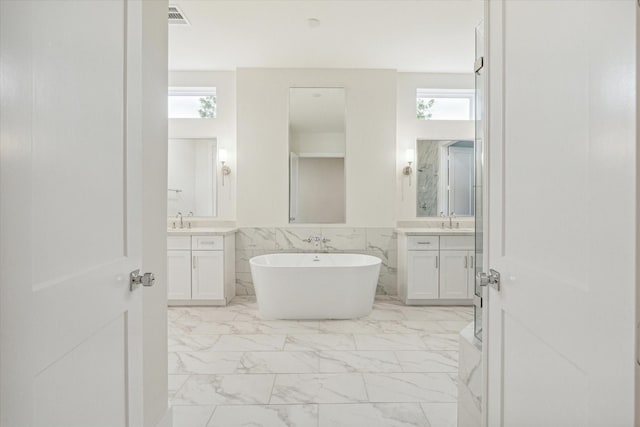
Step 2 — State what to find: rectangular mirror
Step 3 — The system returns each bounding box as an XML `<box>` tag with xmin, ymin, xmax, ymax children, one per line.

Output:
<box><xmin>168</xmin><ymin>138</ymin><xmax>217</xmax><ymax>217</ymax></box>
<box><xmin>289</xmin><ymin>88</ymin><xmax>346</xmax><ymax>224</ymax></box>
<box><xmin>416</xmin><ymin>139</ymin><xmax>474</xmax><ymax>217</ymax></box>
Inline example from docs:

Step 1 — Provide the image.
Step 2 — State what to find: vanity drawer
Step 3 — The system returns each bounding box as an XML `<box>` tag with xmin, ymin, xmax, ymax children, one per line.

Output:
<box><xmin>440</xmin><ymin>235</ymin><xmax>474</xmax><ymax>250</ymax></box>
<box><xmin>192</xmin><ymin>236</ymin><xmax>223</xmax><ymax>250</ymax></box>
<box><xmin>167</xmin><ymin>236</ymin><xmax>191</xmax><ymax>250</ymax></box>
<box><xmin>407</xmin><ymin>236</ymin><xmax>439</xmax><ymax>250</ymax></box>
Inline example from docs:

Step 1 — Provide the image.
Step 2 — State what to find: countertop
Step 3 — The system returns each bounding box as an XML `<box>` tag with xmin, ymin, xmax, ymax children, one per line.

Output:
<box><xmin>167</xmin><ymin>227</ymin><xmax>237</xmax><ymax>236</ymax></box>
<box><xmin>395</xmin><ymin>228</ymin><xmax>475</xmax><ymax>236</ymax></box>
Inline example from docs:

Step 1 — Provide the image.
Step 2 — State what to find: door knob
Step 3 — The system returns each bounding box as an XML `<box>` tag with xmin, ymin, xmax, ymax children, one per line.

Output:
<box><xmin>130</xmin><ymin>269</ymin><xmax>155</xmax><ymax>291</ymax></box>
<box><xmin>477</xmin><ymin>269</ymin><xmax>501</xmax><ymax>291</ymax></box>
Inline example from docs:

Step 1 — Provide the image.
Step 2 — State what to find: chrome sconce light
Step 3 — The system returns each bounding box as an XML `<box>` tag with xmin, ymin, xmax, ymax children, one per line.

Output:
<box><xmin>403</xmin><ymin>148</ymin><xmax>414</xmax><ymax>186</ymax></box>
<box><xmin>219</xmin><ymin>148</ymin><xmax>231</xmax><ymax>186</ymax></box>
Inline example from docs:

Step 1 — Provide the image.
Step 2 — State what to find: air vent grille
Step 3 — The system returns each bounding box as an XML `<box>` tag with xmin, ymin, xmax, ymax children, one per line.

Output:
<box><xmin>168</xmin><ymin>5</ymin><xmax>190</xmax><ymax>26</ymax></box>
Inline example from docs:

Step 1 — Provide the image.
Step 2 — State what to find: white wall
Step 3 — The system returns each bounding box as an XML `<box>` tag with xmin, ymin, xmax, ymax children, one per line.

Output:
<box><xmin>168</xmin><ymin>71</ymin><xmax>236</xmax><ymax>221</ymax></box>
<box><xmin>237</xmin><ymin>68</ymin><xmax>397</xmax><ymax>227</ymax></box>
<box><xmin>396</xmin><ymin>73</ymin><xmax>475</xmax><ymax>221</ymax></box>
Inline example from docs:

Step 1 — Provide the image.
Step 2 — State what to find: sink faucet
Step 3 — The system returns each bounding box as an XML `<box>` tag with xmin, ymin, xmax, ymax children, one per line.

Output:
<box><xmin>176</xmin><ymin>212</ymin><xmax>183</xmax><ymax>229</ymax></box>
<box><xmin>440</xmin><ymin>211</ymin><xmax>446</xmax><ymax>229</ymax></box>
<box><xmin>449</xmin><ymin>212</ymin><xmax>456</xmax><ymax>229</ymax></box>
<box><xmin>187</xmin><ymin>211</ymin><xmax>194</xmax><ymax>229</ymax></box>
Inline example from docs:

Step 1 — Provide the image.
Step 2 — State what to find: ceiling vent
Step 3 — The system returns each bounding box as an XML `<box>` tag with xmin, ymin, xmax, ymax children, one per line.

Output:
<box><xmin>168</xmin><ymin>5</ymin><xmax>190</xmax><ymax>26</ymax></box>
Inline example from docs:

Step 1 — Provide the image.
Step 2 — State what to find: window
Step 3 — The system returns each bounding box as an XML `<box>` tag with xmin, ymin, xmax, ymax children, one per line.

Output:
<box><xmin>416</xmin><ymin>89</ymin><xmax>474</xmax><ymax>120</ymax></box>
<box><xmin>168</xmin><ymin>87</ymin><xmax>216</xmax><ymax>118</ymax></box>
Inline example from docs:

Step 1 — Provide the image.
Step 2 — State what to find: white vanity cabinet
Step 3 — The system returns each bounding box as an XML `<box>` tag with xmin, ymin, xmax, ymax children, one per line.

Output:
<box><xmin>167</xmin><ymin>233</ymin><xmax>235</xmax><ymax>306</ymax></box>
<box><xmin>399</xmin><ymin>232</ymin><xmax>474</xmax><ymax>305</ymax></box>
<box><xmin>406</xmin><ymin>236</ymin><xmax>440</xmax><ymax>299</ymax></box>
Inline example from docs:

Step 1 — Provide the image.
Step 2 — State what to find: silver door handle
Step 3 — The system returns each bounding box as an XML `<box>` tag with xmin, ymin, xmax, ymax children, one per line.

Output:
<box><xmin>464</xmin><ymin>256</ymin><xmax>468</xmax><ymax>268</ymax></box>
<box><xmin>477</xmin><ymin>269</ymin><xmax>501</xmax><ymax>291</ymax></box>
<box><xmin>193</xmin><ymin>255</ymin><xmax>196</xmax><ymax>269</ymax></box>
<box><xmin>130</xmin><ymin>269</ymin><xmax>155</xmax><ymax>291</ymax></box>
<box><xmin>435</xmin><ymin>256</ymin><xmax>439</xmax><ymax>269</ymax></box>
<box><xmin>470</xmin><ymin>255</ymin><xmax>474</xmax><ymax>269</ymax></box>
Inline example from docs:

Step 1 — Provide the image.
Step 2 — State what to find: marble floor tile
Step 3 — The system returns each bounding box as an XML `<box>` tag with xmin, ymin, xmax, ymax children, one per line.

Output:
<box><xmin>284</xmin><ymin>334</ymin><xmax>356</xmax><ymax>351</ymax></box>
<box><xmin>189</xmin><ymin>321</ymin><xmax>261</xmax><ymax>335</ymax></box>
<box><xmin>174</xmin><ymin>309</ymin><xmax>239</xmax><ymax>323</ymax></box>
<box><xmin>403</xmin><ymin>308</ymin><xmax>471</xmax><ymax>322</ymax></box>
<box><xmin>394</xmin><ymin>351</ymin><xmax>459</xmax><ymax>373</ymax></box>
<box><xmin>270</xmin><ymin>373</ymin><xmax>369</xmax><ymax>404</ymax></box>
<box><xmin>169</xmin><ymin>351</ymin><xmax>244</xmax><ymax>375</ymax></box>
<box><xmin>364</xmin><ymin>307</ymin><xmax>407</xmax><ymax>321</ymax></box>
<box><xmin>172</xmin><ymin>374</ymin><xmax>275</xmax><ymax>405</ymax></box>
<box><xmin>421</xmin><ymin>403</ymin><xmax>458</xmax><ymax>427</ymax></box>
<box><xmin>437</xmin><ymin>320</ymin><xmax>472</xmax><ymax>334</ymax></box>
<box><xmin>172</xmin><ymin>405</ymin><xmax>216</xmax><ymax>427</ymax></box>
<box><xmin>168</xmin><ymin>334</ymin><xmax>219</xmax><ymax>353</ymax></box>
<box><xmin>317</xmin><ymin>351</ymin><xmax>401</xmax><ymax>373</ymax></box>
<box><xmin>257</xmin><ymin>320</ymin><xmax>320</xmax><ymax>335</ymax></box>
<box><xmin>364</xmin><ymin>373</ymin><xmax>458</xmax><ymax>403</ymax></box>
<box><xmin>207</xmin><ymin>404</ymin><xmax>318</xmax><ymax>427</ymax></box>
<box><xmin>354</xmin><ymin>334</ymin><xmax>427</xmax><ymax>351</ymax></box>
<box><xmin>421</xmin><ymin>334</ymin><xmax>460</xmax><ymax>351</ymax></box>
<box><xmin>168</xmin><ymin>297</ymin><xmax>469</xmax><ymax>425</ymax></box>
<box><xmin>379</xmin><ymin>320</ymin><xmax>447</xmax><ymax>334</ymax></box>
<box><xmin>169</xmin><ymin>374</ymin><xmax>190</xmax><ymax>399</ymax></box>
<box><xmin>318</xmin><ymin>403</ymin><xmax>429</xmax><ymax>427</ymax></box>
<box><xmin>236</xmin><ymin>351</ymin><xmax>319</xmax><ymax>374</ymax></box>
<box><xmin>317</xmin><ymin>319</ymin><xmax>384</xmax><ymax>334</ymax></box>
<box><xmin>212</xmin><ymin>334</ymin><xmax>286</xmax><ymax>351</ymax></box>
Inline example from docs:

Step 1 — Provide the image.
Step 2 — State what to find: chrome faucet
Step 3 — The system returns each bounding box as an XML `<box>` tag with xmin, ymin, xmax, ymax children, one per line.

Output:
<box><xmin>176</xmin><ymin>212</ymin><xmax>183</xmax><ymax>229</ymax></box>
<box><xmin>440</xmin><ymin>211</ymin><xmax>446</xmax><ymax>229</ymax></box>
<box><xmin>187</xmin><ymin>211</ymin><xmax>194</xmax><ymax>229</ymax></box>
<box><xmin>449</xmin><ymin>212</ymin><xmax>457</xmax><ymax>229</ymax></box>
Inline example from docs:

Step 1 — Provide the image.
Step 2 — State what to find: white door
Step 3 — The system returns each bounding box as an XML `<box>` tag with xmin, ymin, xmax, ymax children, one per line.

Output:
<box><xmin>168</xmin><ymin>250</ymin><xmax>192</xmax><ymax>300</ymax></box>
<box><xmin>192</xmin><ymin>250</ymin><xmax>225</xmax><ymax>300</ymax></box>
<box><xmin>484</xmin><ymin>1</ymin><xmax>637</xmax><ymax>425</ymax></box>
<box><xmin>1</xmin><ymin>1</ymin><xmax>147</xmax><ymax>426</ymax></box>
<box><xmin>439</xmin><ymin>250</ymin><xmax>468</xmax><ymax>299</ymax></box>
<box><xmin>407</xmin><ymin>251</ymin><xmax>439</xmax><ymax>299</ymax></box>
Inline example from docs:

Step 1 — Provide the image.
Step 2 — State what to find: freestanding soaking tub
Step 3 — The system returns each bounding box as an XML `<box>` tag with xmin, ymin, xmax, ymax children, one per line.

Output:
<box><xmin>249</xmin><ymin>253</ymin><xmax>381</xmax><ymax>320</ymax></box>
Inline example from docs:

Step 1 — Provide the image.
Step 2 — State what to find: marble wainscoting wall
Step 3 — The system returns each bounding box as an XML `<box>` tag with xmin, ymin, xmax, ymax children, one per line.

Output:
<box><xmin>235</xmin><ymin>228</ymin><xmax>397</xmax><ymax>296</ymax></box>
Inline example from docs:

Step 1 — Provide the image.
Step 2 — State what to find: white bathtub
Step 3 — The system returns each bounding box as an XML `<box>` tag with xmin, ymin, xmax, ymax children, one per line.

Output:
<box><xmin>249</xmin><ymin>253</ymin><xmax>382</xmax><ymax>320</ymax></box>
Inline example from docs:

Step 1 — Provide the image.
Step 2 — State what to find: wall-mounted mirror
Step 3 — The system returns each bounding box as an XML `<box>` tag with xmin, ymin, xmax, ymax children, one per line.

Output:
<box><xmin>289</xmin><ymin>88</ymin><xmax>346</xmax><ymax>224</ymax></box>
<box><xmin>168</xmin><ymin>138</ymin><xmax>217</xmax><ymax>217</ymax></box>
<box><xmin>416</xmin><ymin>139</ymin><xmax>474</xmax><ymax>217</ymax></box>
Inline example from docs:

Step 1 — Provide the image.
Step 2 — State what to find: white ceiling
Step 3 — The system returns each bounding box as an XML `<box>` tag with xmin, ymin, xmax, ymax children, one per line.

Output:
<box><xmin>169</xmin><ymin>1</ymin><xmax>483</xmax><ymax>73</ymax></box>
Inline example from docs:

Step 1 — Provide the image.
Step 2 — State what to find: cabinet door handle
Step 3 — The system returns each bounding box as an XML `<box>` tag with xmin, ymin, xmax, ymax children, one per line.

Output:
<box><xmin>193</xmin><ymin>255</ymin><xmax>196</xmax><ymax>269</ymax></box>
<box><xmin>470</xmin><ymin>255</ymin><xmax>474</xmax><ymax>269</ymax></box>
<box><xmin>435</xmin><ymin>256</ymin><xmax>439</xmax><ymax>269</ymax></box>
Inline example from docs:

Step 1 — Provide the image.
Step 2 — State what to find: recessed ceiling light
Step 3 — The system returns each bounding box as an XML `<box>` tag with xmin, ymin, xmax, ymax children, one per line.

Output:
<box><xmin>307</xmin><ymin>18</ymin><xmax>321</xmax><ymax>29</ymax></box>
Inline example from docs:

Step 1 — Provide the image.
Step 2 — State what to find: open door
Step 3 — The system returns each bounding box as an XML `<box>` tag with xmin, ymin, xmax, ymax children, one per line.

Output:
<box><xmin>484</xmin><ymin>1</ymin><xmax>637</xmax><ymax>425</ymax></box>
<box><xmin>1</xmin><ymin>1</ymin><xmax>150</xmax><ymax>425</ymax></box>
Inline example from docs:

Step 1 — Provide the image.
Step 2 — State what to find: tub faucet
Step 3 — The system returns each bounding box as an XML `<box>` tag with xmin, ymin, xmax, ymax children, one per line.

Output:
<box><xmin>304</xmin><ymin>235</ymin><xmax>322</xmax><ymax>247</ymax></box>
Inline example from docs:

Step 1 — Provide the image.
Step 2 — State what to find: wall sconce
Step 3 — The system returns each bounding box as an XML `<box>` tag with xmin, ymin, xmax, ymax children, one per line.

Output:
<box><xmin>402</xmin><ymin>148</ymin><xmax>414</xmax><ymax>186</ymax></box>
<box><xmin>219</xmin><ymin>148</ymin><xmax>231</xmax><ymax>186</ymax></box>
